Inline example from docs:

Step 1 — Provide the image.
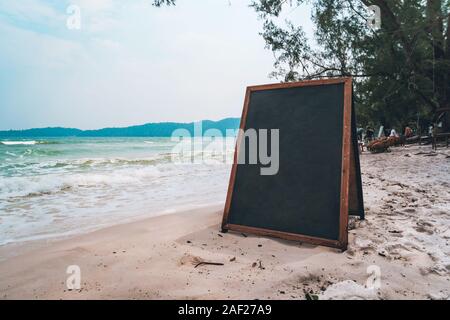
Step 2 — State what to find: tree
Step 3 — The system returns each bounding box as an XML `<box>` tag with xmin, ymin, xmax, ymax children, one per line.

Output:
<box><xmin>153</xmin><ymin>0</ymin><xmax>450</xmax><ymax>131</ymax></box>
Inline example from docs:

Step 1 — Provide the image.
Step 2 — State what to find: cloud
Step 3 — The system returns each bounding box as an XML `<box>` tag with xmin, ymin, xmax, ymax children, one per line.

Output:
<box><xmin>0</xmin><ymin>0</ymin><xmax>280</xmax><ymax>130</ymax></box>
<box><xmin>0</xmin><ymin>0</ymin><xmax>64</xmax><ymax>31</ymax></box>
<box><xmin>0</xmin><ymin>20</ymin><xmax>90</xmax><ymax>70</ymax></box>
<box><xmin>73</xmin><ymin>0</ymin><xmax>114</xmax><ymax>14</ymax></box>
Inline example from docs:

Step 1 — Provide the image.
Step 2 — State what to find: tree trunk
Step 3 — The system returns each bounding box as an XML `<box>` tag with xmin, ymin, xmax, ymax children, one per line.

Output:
<box><xmin>443</xmin><ymin>13</ymin><xmax>450</xmax><ymax>132</ymax></box>
<box><xmin>427</xmin><ymin>0</ymin><xmax>450</xmax><ymax>131</ymax></box>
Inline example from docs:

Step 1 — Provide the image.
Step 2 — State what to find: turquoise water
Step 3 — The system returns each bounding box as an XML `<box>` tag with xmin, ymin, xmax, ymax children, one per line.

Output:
<box><xmin>0</xmin><ymin>137</ymin><xmax>234</xmax><ymax>246</ymax></box>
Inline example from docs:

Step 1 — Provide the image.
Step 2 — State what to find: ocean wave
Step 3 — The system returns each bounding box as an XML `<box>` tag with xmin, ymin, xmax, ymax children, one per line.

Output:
<box><xmin>1</xmin><ymin>152</ymin><xmax>233</xmax><ymax>176</ymax></box>
<box><xmin>0</xmin><ymin>156</ymin><xmax>173</xmax><ymax>177</ymax></box>
<box><xmin>41</xmin><ymin>157</ymin><xmax>165</xmax><ymax>169</ymax></box>
<box><xmin>1</xmin><ymin>141</ymin><xmax>37</xmax><ymax>145</ymax></box>
<box><xmin>0</xmin><ymin>166</ymin><xmax>164</xmax><ymax>199</ymax></box>
<box><xmin>0</xmin><ymin>159</ymin><xmax>230</xmax><ymax>200</ymax></box>
<box><xmin>0</xmin><ymin>140</ymin><xmax>59</xmax><ymax>146</ymax></box>
<box><xmin>2</xmin><ymin>149</ymin><xmax>63</xmax><ymax>159</ymax></box>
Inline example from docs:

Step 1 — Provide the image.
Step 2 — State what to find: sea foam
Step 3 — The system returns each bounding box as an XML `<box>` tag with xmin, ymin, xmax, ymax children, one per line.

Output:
<box><xmin>1</xmin><ymin>141</ymin><xmax>37</xmax><ymax>145</ymax></box>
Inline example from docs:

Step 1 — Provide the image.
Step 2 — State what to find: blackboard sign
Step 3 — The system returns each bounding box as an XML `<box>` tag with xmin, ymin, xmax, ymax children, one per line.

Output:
<box><xmin>221</xmin><ymin>78</ymin><xmax>364</xmax><ymax>250</ymax></box>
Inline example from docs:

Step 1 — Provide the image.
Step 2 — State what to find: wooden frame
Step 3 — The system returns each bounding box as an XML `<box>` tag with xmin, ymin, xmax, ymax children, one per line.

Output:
<box><xmin>221</xmin><ymin>77</ymin><xmax>354</xmax><ymax>251</ymax></box>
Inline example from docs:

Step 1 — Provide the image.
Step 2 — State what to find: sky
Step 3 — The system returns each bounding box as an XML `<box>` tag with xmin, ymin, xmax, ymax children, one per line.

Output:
<box><xmin>0</xmin><ymin>0</ymin><xmax>314</xmax><ymax>130</ymax></box>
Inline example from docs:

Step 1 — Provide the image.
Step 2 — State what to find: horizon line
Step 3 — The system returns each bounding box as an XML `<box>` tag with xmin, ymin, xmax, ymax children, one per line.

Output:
<box><xmin>0</xmin><ymin>117</ymin><xmax>241</xmax><ymax>132</ymax></box>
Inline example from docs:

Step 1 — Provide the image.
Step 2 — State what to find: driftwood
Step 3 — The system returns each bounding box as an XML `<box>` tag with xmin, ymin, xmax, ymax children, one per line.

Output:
<box><xmin>191</xmin><ymin>256</ymin><xmax>224</xmax><ymax>268</ymax></box>
<box><xmin>414</xmin><ymin>151</ymin><xmax>438</xmax><ymax>156</ymax></box>
<box><xmin>194</xmin><ymin>261</ymin><xmax>224</xmax><ymax>268</ymax></box>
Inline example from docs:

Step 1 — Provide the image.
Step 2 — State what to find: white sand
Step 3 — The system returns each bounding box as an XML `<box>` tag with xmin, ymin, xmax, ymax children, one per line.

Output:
<box><xmin>0</xmin><ymin>144</ymin><xmax>449</xmax><ymax>299</ymax></box>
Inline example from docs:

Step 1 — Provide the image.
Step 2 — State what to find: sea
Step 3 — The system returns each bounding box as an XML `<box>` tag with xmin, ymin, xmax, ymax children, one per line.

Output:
<box><xmin>0</xmin><ymin>137</ymin><xmax>235</xmax><ymax>246</ymax></box>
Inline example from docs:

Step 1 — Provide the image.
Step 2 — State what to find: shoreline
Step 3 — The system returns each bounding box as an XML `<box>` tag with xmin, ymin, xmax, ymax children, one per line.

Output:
<box><xmin>0</xmin><ymin>144</ymin><xmax>449</xmax><ymax>299</ymax></box>
<box><xmin>0</xmin><ymin>202</ymin><xmax>225</xmax><ymax>262</ymax></box>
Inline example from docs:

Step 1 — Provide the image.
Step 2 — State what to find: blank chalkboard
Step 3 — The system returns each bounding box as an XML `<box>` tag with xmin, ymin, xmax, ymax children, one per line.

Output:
<box><xmin>221</xmin><ymin>78</ymin><xmax>363</xmax><ymax>250</ymax></box>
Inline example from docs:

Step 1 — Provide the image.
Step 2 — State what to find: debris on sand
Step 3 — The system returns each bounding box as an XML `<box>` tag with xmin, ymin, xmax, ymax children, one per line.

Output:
<box><xmin>179</xmin><ymin>254</ymin><xmax>224</xmax><ymax>268</ymax></box>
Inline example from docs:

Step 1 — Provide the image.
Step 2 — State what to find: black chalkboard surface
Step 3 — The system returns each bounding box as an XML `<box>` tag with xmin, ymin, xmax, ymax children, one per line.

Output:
<box><xmin>221</xmin><ymin>78</ymin><xmax>363</xmax><ymax>250</ymax></box>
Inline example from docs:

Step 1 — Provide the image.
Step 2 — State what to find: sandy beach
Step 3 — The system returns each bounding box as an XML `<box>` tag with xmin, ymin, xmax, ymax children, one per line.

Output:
<box><xmin>0</xmin><ymin>144</ymin><xmax>449</xmax><ymax>300</ymax></box>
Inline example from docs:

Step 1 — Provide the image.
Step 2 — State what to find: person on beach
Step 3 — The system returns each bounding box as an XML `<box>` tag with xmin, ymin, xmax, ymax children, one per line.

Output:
<box><xmin>357</xmin><ymin>127</ymin><xmax>365</xmax><ymax>153</ymax></box>
<box><xmin>365</xmin><ymin>126</ymin><xmax>374</xmax><ymax>142</ymax></box>
<box><xmin>390</xmin><ymin>128</ymin><xmax>398</xmax><ymax>137</ymax></box>
<box><xmin>357</xmin><ymin>127</ymin><xmax>364</xmax><ymax>141</ymax></box>
<box><xmin>404</xmin><ymin>126</ymin><xmax>413</xmax><ymax>138</ymax></box>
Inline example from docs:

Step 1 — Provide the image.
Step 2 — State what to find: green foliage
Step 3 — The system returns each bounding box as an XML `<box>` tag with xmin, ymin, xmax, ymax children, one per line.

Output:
<box><xmin>152</xmin><ymin>0</ymin><xmax>176</xmax><ymax>7</ymax></box>
<box><xmin>252</xmin><ymin>0</ymin><xmax>450</xmax><ymax>130</ymax></box>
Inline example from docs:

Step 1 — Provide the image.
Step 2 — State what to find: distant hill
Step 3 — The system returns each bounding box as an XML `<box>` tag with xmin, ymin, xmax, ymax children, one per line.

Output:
<box><xmin>0</xmin><ymin>118</ymin><xmax>241</xmax><ymax>137</ymax></box>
